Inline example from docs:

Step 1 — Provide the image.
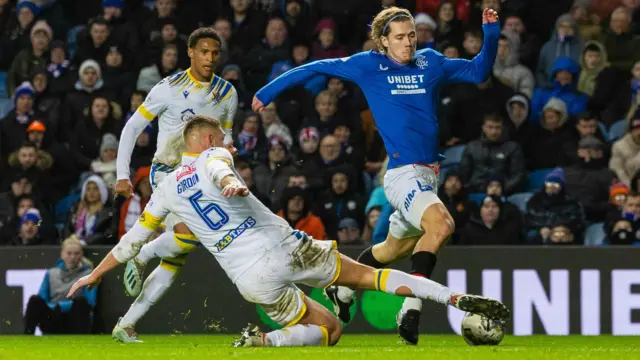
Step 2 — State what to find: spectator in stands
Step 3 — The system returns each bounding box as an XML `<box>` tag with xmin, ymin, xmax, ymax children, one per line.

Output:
<box><xmin>603</xmin><ymin>7</ymin><xmax>640</xmax><ymax>73</ymax></box>
<box><xmin>439</xmin><ymin>42</ymin><xmax>460</xmax><ymax>58</ymax></box>
<box><xmin>212</xmin><ymin>18</ymin><xmax>232</xmax><ymax>69</ymax></box>
<box><xmin>90</xmin><ymin>133</ymin><xmax>118</xmax><ymax>189</ymax></box>
<box><xmin>602</xmin><ymin>60</ymin><xmax>640</xmax><ymax>126</ymax></box>
<box><xmin>146</xmin><ymin>17</ymin><xmax>188</xmax><ymax>70</ymax></box>
<box><xmin>332</xmin><ymin>120</ymin><xmax>365</xmax><ymax>174</ymax></box>
<box><xmin>604</xmin><ymin>182</ymin><xmax>630</xmax><ymax>230</ymax></box>
<box><xmin>459</xmin><ymin>195</ymin><xmax>522</xmax><ymax>245</ymax></box>
<box><xmin>117</xmin><ymin>166</ymin><xmax>151</xmax><ymax>238</ymax></box>
<box><xmin>526</xmin><ymin>97</ymin><xmax>574</xmax><ymax>170</ymax></box>
<box><xmin>536</xmin><ymin>14</ymin><xmax>583</xmax><ymax>89</ymax></box>
<box><xmin>316</xmin><ymin>164</ymin><xmax>365</xmax><ymax>239</ymax></box>
<box><xmin>101</xmin><ymin>0</ymin><xmax>138</xmax><ymax>57</ymax></box>
<box><xmin>221</xmin><ymin>64</ymin><xmax>251</xmax><ymax>110</ymax></box>
<box><xmin>268</xmin><ymin>41</ymin><xmax>326</xmax><ymax>97</ymax></box>
<box><xmin>235</xmin><ymin>160</ymin><xmax>271</xmax><ymax>208</ymax></box>
<box><xmin>504</xmin><ymin>93</ymin><xmax>534</xmax><ymax>148</ymax></box>
<box><xmin>564</xmin><ymin>136</ymin><xmax>615</xmax><ymax>222</ymax></box>
<box><xmin>64</xmin><ymin>175</ymin><xmax>111</xmax><ymax>244</ymax></box>
<box><xmin>6</xmin><ymin>19</ymin><xmax>51</xmax><ymax>97</ymax></box>
<box><xmin>336</xmin><ymin>217</ymin><xmax>364</xmax><ymax>245</ymax></box>
<box><xmin>437</xmin><ymin>170</ymin><xmax>477</xmax><ymax>244</ymax></box>
<box><xmin>74</xmin><ymin>17</ymin><xmax>112</xmax><ymax>66</ymax></box>
<box><xmin>102</xmin><ymin>45</ymin><xmax>136</xmax><ymax>105</ymax></box>
<box><xmin>484</xmin><ymin>174</ymin><xmax>523</xmax><ymax>225</ymax></box>
<box><xmin>545</xmin><ymin>223</ymin><xmax>579</xmax><ymax>245</ymax></box>
<box><xmin>461</xmin><ymin>29</ymin><xmax>482</xmax><ymax>60</ymax></box>
<box><xmin>0</xmin><ymin>172</ymin><xmax>36</xmax><ymax>210</ymax></box>
<box><xmin>278</xmin><ymin>186</ymin><xmax>326</xmax><ymax>239</ymax></box>
<box><xmin>610</xmin><ymin>116</ymin><xmax>640</xmax><ymax>186</ymax></box>
<box><xmin>459</xmin><ymin>114</ymin><xmax>526</xmax><ymax>195</ymax></box>
<box><xmin>141</xmin><ymin>0</ymin><xmax>178</xmax><ymax>44</ymax></box>
<box><xmin>0</xmin><ymin>193</ymin><xmax>40</xmax><ymax>243</ymax></box>
<box><xmin>24</xmin><ymin>236</ymin><xmax>96</xmax><ymax>334</ymax></box>
<box><xmin>312</xmin><ymin>18</ymin><xmax>347</xmax><ymax>60</ymax></box>
<box><xmin>234</xmin><ymin>112</ymin><xmax>268</xmax><ymax>164</ymax></box>
<box><xmin>7</xmin><ymin>142</ymin><xmax>52</xmax><ymax>185</ymax></box>
<box><xmin>46</xmin><ymin>40</ymin><xmax>71</xmax><ymax>91</ymax></box>
<box><xmin>70</xmin><ymin>96</ymin><xmax>121</xmax><ymax>171</ymax></box>
<box><xmin>253</xmin><ymin>136</ymin><xmax>297</xmax><ymax>211</ymax></box>
<box><xmin>1</xmin><ymin>82</ymin><xmax>45</xmax><ymax>158</ymax></box>
<box><xmin>606</xmin><ymin>192</ymin><xmax>640</xmax><ymax>245</ymax></box>
<box><xmin>280</xmin><ymin>0</ymin><xmax>310</xmax><ymax>44</ymax></box>
<box><xmin>531</xmin><ymin>57</ymin><xmax>587</xmax><ymax>122</ymax></box>
<box><xmin>525</xmin><ymin>168</ymin><xmax>586</xmax><ymax>243</ymax></box>
<box><xmin>561</xmin><ymin>112</ymin><xmax>609</xmax><ymax>166</ymax></box>
<box><xmin>1</xmin><ymin>0</ymin><xmax>38</xmax><ymax>70</ymax></box>
<box><xmin>433</xmin><ymin>1</ymin><xmax>463</xmax><ymax>47</ymax></box>
<box><xmin>570</xmin><ymin>0</ymin><xmax>601</xmax><ymax>41</ymax></box>
<box><xmin>242</xmin><ymin>17</ymin><xmax>289</xmax><ymax>92</ymax></box>
<box><xmin>227</xmin><ymin>0</ymin><xmax>267</xmax><ymax>54</ymax></box>
<box><xmin>296</xmin><ymin>126</ymin><xmax>320</xmax><ymax>184</ymax></box>
<box><xmin>362</xmin><ymin>203</ymin><xmax>382</xmax><ymax>244</ymax></box>
<box><xmin>579</xmin><ymin>42</ymin><xmax>618</xmax><ymax>122</ymax></box>
<box><xmin>502</xmin><ymin>15</ymin><xmax>540</xmax><ymax>72</ymax></box>
<box><xmin>32</xmin><ymin>70</ymin><xmax>61</xmax><ymax>130</ymax></box>
<box><xmin>8</xmin><ymin>208</ymin><xmax>47</xmax><ymax>245</ymax></box>
<box><xmin>414</xmin><ymin>13</ymin><xmax>436</xmax><ymax>50</ymax></box>
<box><xmin>493</xmin><ymin>31</ymin><xmax>534</xmax><ymax>99</ymax></box>
<box><xmin>259</xmin><ymin>102</ymin><xmax>293</xmax><ymax>148</ymax></box>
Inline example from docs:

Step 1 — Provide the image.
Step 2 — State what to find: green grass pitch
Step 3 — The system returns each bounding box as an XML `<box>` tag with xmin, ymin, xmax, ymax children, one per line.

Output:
<box><xmin>1</xmin><ymin>335</ymin><xmax>639</xmax><ymax>360</ymax></box>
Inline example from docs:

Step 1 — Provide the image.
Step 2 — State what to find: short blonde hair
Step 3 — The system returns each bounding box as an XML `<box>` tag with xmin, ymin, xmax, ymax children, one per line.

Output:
<box><xmin>182</xmin><ymin>115</ymin><xmax>223</xmax><ymax>143</ymax></box>
<box><xmin>370</xmin><ymin>7</ymin><xmax>414</xmax><ymax>54</ymax></box>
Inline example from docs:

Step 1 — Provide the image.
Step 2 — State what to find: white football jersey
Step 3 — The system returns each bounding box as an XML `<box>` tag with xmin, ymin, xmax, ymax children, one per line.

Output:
<box><xmin>144</xmin><ymin>148</ymin><xmax>291</xmax><ymax>282</ymax></box>
<box><xmin>138</xmin><ymin>68</ymin><xmax>238</xmax><ymax>167</ymax></box>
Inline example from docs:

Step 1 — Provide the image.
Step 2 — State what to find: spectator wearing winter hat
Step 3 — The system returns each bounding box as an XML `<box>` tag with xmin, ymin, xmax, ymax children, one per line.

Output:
<box><xmin>74</xmin><ymin>17</ymin><xmax>112</xmax><ymax>66</ymax></box>
<box><xmin>90</xmin><ymin>133</ymin><xmax>118</xmax><ymax>189</ymax></box>
<box><xmin>531</xmin><ymin>56</ymin><xmax>587</xmax><ymax>122</ymax></box>
<box><xmin>8</xmin><ymin>208</ymin><xmax>48</xmax><ymax>246</ymax></box>
<box><xmin>278</xmin><ymin>186</ymin><xmax>326</xmax><ymax>240</ymax></box>
<box><xmin>524</xmin><ymin>168</ymin><xmax>586</xmax><ymax>243</ymax></box>
<box><xmin>414</xmin><ymin>13</ymin><xmax>436</xmax><ymax>50</ymax></box>
<box><xmin>578</xmin><ymin>42</ymin><xmax>619</xmax><ymax>119</ymax></box>
<box><xmin>1</xmin><ymin>82</ymin><xmax>46</xmax><ymax>159</ymax></box>
<box><xmin>610</xmin><ymin>115</ymin><xmax>640</xmax><ymax>186</ymax></box>
<box><xmin>253</xmin><ymin>136</ymin><xmax>297</xmax><ymax>211</ymax></box>
<box><xmin>459</xmin><ymin>195</ymin><xmax>523</xmax><ymax>245</ymax></box>
<box><xmin>64</xmin><ymin>175</ymin><xmax>112</xmax><ymax>244</ymax></box>
<box><xmin>504</xmin><ymin>93</ymin><xmax>535</xmax><ymax>149</ymax></box>
<box><xmin>526</xmin><ymin>97</ymin><xmax>574</xmax><ymax>170</ymax></box>
<box><xmin>1</xmin><ymin>0</ymin><xmax>39</xmax><ymax>69</ymax></box>
<box><xmin>233</xmin><ymin>112</ymin><xmax>269</xmax><ymax>164</ymax></box>
<box><xmin>312</xmin><ymin>18</ymin><xmax>348</xmax><ymax>60</ymax></box>
<box><xmin>6</xmin><ymin>19</ymin><xmax>52</xmax><ymax>97</ymax></box>
<box><xmin>603</xmin><ymin>182</ymin><xmax>631</xmax><ymax>231</ymax></box>
<box><xmin>536</xmin><ymin>14</ymin><xmax>583</xmax><ymax>89</ymax></box>
<box><xmin>564</xmin><ymin>136</ymin><xmax>615</xmax><ymax>222</ymax></box>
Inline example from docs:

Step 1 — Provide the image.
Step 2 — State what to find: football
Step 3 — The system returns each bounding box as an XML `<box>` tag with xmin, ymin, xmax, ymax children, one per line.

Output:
<box><xmin>460</xmin><ymin>312</ymin><xmax>505</xmax><ymax>346</ymax></box>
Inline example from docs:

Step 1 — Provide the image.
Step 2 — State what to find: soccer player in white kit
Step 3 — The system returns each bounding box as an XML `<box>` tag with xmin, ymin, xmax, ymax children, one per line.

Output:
<box><xmin>68</xmin><ymin>116</ymin><xmax>509</xmax><ymax>347</ymax></box>
<box><xmin>112</xmin><ymin>28</ymin><xmax>238</xmax><ymax>341</ymax></box>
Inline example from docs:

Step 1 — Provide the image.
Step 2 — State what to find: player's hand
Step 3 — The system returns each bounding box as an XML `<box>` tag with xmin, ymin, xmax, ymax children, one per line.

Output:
<box><xmin>482</xmin><ymin>8</ymin><xmax>499</xmax><ymax>24</ymax></box>
<box><xmin>252</xmin><ymin>96</ymin><xmax>265</xmax><ymax>112</ymax></box>
<box><xmin>224</xmin><ymin>142</ymin><xmax>238</xmax><ymax>157</ymax></box>
<box><xmin>221</xmin><ymin>183</ymin><xmax>250</xmax><ymax>198</ymax></box>
<box><xmin>67</xmin><ymin>273</ymin><xmax>101</xmax><ymax>298</ymax></box>
<box><xmin>115</xmin><ymin>179</ymin><xmax>134</xmax><ymax>198</ymax></box>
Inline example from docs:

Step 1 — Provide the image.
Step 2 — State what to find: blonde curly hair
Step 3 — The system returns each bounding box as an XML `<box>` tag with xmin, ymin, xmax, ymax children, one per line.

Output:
<box><xmin>370</xmin><ymin>7</ymin><xmax>414</xmax><ymax>54</ymax></box>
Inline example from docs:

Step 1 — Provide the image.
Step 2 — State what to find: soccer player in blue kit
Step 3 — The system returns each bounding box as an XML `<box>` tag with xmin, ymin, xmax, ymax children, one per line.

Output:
<box><xmin>252</xmin><ymin>7</ymin><xmax>501</xmax><ymax>345</ymax></box>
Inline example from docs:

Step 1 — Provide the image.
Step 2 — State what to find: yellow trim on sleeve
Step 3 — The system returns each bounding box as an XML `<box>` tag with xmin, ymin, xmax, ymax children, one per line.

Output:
<box><xmin>319</xmin><ymin>326</ymin><xmax>330</xmax><ymax>346</ymax></box>
<box><xmin>138</xmin><ymin>211</ymin><xmax>162</xmax><ymax>231</ymax></box>
<box><xmin>138</xmin><ymin>105</ymin><xmax>156</xmax><ymax>121</ymax></box>
<box><xmin>284</xmin><ymin>291</ymin><xmax>307</xmax><ymax>327</ymax></box>
<box><xmin>182</xmin><ymin>152</ymin><xmax>201</xmax><ymax>157</ymax></box>
<box><xmin>206</xmin><ymin>156</ymin><xmax>232</xmax><ymax>167</ymax></box>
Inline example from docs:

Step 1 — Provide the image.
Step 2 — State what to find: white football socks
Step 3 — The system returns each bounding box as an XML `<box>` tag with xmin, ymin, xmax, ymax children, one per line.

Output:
<box><xmin>265</xmin><ymin>324</ymin><xmax>328</xmax><ymax>346</ymax></box>
<box><xmin>135</xmin><ymin>231</ymin><xmax>183</xmax><ymax>264</ymax></box>
<box><xmin>119</xmin><ymin>265</ymin><xmax>178</xmax><ymax>327</ymax></box>
<box><xmin>374</xmin><ymin>269</ymin><xmax>454</xmax><ymax>306</ymax></box>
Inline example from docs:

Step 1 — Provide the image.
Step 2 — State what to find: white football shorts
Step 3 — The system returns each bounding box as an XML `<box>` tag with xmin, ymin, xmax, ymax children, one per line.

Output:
<box><xmin>150</xmin><ymin>162</ymin><xmax>181</xmax><ymax>229</ymax></box>
<box><xmin>234</xmin><ymin>231</ymin><xmax>340</xmax><ymax>326</ymax></box>
<box><xmin>383</xmin><ymin>164</ymin><xmax>442</xmax><ymax>239</ymax></box>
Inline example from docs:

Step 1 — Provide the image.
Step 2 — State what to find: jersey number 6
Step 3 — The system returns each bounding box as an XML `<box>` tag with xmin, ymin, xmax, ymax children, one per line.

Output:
<box><xmin>188</xmin><ymin>190</ymin><xmax>229</xmax><ymax>230</ymax></box>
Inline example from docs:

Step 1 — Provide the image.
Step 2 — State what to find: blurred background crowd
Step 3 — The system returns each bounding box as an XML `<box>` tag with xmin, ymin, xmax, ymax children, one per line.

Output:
<box><xmin>1</xmin><ymin>0</ymin><xmax>640</xmax><ymax>252</ymax></box>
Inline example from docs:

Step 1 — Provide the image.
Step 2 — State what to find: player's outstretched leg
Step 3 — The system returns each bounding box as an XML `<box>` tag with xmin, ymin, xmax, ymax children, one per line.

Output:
<box><xmin>114</xmin><ymin>257</ymin><xmax>183</xmax><ymax>343</ymax></box>
<box><xmin>234</xmin><ymin>296</ymin><xmax>342</xmax><ymax>347</ymax></box>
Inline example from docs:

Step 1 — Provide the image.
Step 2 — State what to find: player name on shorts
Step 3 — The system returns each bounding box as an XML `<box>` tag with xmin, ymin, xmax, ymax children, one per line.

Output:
<box><xmin>214</xmin><ymin>217</ymin><xmax>257</xmax><ymax>252</ymax></box>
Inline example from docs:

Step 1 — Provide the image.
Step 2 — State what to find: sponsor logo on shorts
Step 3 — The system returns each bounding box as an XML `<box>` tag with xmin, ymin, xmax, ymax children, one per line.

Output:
<box><xmin>404</xmin><ymin>180</ymin><xmax>434</xmax><ymax>211</ymax></box>
<box><xmin>213</xmin><ymin>217</ymin><xmax>256</xmax><ymax>252</ymax></box>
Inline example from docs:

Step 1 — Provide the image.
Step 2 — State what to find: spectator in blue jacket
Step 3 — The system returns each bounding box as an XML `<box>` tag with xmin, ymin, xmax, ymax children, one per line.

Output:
<box><xmin>24</xmin><ymin>236</ymin><xmax>96</xmax><ymax>334</ymax></box>
<box><xmin>536</xmin><ymin>14</ymin><xmax>583</xmax><ymax>88</ymax></box>
<box><xmin>531</xmin><ymin>56</ymin><xmax>588</xmax><ymax>122</ymax></box>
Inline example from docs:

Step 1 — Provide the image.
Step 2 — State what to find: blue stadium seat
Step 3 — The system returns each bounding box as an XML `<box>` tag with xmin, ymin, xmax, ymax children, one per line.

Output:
<box><xmin>0</xmin><ymin>98</ymin><xmax>13</xmax><ymax>119</ymax></box>
<box><xmin>526</xmin><ymin>168</ymin><xmax>554</xmax><ymax>192</ymax></box>
<box><xmin>584</xmin><ymin>223</ymin><xmax>606</xmax><ymax>246</ymax></box>
<box><xmin>507</xmin><ymin>192</ymin><xmax>533</xmax><ymax>213</ymax></box>
<box><xmin>441</xmin><ymin>145</ymin><xmax>466</xmax><ymax>169</ymax></box>
<box><xmin>0</xmin><ymin>72</ymin><xmax>7</xmax><ymax>98</ymax></box>
<box><xmin>468</xmin><ymin>192</ymin><xmax>485</xmax><ymax>205</ymax></box>
<box><xmin>598</xmin><ymin>122</ymin><xmax>609</xmax><ymax>141</ymax></box>
<box><xmin>609</xmin><ymin>120</ymin><xmax>627</xmax><ymax>142</ymax></box>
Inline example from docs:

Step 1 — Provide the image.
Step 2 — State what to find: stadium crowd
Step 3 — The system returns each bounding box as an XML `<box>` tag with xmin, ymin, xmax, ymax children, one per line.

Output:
<box><xmin>0</xmin><ymin>0</ymin><xmax>640</xmax><ymax>251</ymax></box>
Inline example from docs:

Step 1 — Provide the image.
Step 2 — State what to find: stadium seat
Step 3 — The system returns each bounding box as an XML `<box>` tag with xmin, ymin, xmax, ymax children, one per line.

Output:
<box><xmin>507</xmin><ymin>192</ymin><xmax>533</xmax><ymax>213</ymax></box>
<box><xmin>0</xmin><ymin>72</ymin><xmax>7</xmax><ymax>98</ymax></box>
<box><xmin>584</xmin><ymin>223</ymin><xmax>606</xmax><ymax>246</ymax></box>
<box><xmin>468</xmin><ymin>193</ymin><xmax>485</xmax><ymax>205</ymax></box>
<box><xmin>526</xmin><ymin>169</ymin><xmax>554</xmax><ymax>192</ymax></box>
<box><xmin>608</xmin><ymin>120</ymin><xmax>627</xmax><ymax>142</ymax></box>
<box><xmin>0</xmin><ymin>98</ymin><xmax>13</xmax><ymax>119</ymax></box>
<box><xmin>598</xmin><ymin>122</ymin><xmax>609</xmax><ymax>141</ymax></box>
<box><xmin>441</xmin><ymin>145</ymin><xmax>466</xmax><ymax>169</ymax></box>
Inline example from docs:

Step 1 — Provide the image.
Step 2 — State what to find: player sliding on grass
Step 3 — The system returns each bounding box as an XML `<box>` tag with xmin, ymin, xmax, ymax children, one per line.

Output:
<box><xmin>68</xmin><ymin>116</ymin><xmax>509</xmax><ymax>347</ymax></box>
<box><xmin>252</xmin><ymin>6</ymin><xmax>500</xmax><ymax>345</ymax></box>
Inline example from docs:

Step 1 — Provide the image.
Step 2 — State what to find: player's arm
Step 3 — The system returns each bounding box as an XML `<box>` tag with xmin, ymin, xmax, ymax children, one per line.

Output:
<box><xmin>66</xmin><ymin>191</ymin><xmax>169</xmax><ymax>297</ymax></box>
<box><xmin>204</xmin><ymin>148</ymin><xmax>249</xmax><ymax>198</ymax></box>
<box><xmin>438</xmin><ymin>14</ymin><xmax>500</xmax><ymax>84</ymax></box>
<box><xmin>221</xmin><ymin>86</ymin><xmax>239</xmax><ymax>146</ymax></box>
<box><xmin>254</xmin><ymin>54</ymin><xmax>366</xmax><ymax>109</ymax></box>
<box><xmin>116</xmin><ymin>82</ymin><xmax>168</xmax><ymax>184</ymax></box>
